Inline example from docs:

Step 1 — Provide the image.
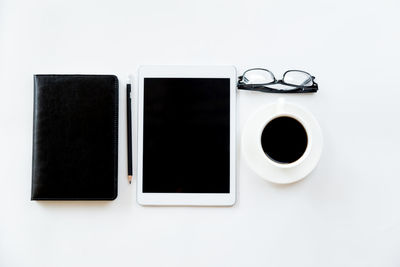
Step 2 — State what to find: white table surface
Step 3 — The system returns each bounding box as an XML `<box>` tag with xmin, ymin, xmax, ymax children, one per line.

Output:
<box><xmin>1</xmin><ymin>0</ymin><xmax>400</xmax><ymax>266</ymax></box>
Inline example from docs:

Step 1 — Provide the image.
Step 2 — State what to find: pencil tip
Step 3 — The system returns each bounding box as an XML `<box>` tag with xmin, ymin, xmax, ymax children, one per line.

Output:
<box><xmin>129</xmin><ymin>181</ymin><xmax>131</xmax><ymax>184</ymax></box>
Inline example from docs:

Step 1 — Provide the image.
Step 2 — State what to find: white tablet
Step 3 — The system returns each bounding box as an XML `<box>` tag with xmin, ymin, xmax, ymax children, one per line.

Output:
<box><xmin>137</xmin><ymin>66</ymin><xmax>236</xmax><ymax>206</ymax></box>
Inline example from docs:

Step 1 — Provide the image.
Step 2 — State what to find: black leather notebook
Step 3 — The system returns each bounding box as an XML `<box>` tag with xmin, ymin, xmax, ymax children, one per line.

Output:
<box><xmin>32</xmin><ymin>75</ymin><xmax>118</xmax><ymax>200</ymax></box>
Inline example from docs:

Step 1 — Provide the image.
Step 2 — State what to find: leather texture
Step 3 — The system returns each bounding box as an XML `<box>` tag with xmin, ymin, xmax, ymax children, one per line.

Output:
<box><xmin>32</xmin><ymin>75</ymin><xmax>118</xmax><ymax>200</ymax></box>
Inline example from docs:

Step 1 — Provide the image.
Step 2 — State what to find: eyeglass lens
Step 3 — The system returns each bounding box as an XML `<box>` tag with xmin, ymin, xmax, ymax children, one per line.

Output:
<box><xmin>283</xmin><ymin>71</ymin><xmax>313</xmax><ymax>86</ymax></box>
<box><xmin>243</xmin><ymin>69</ymin><xmax>275</xmax><ymax>84</ymax></box>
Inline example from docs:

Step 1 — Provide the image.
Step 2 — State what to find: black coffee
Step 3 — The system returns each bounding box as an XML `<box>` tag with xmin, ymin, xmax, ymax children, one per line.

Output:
<box><xmin>261</xmin><ymin>116</ymin><xmax>308</xmax><ymax>164</ymax></box>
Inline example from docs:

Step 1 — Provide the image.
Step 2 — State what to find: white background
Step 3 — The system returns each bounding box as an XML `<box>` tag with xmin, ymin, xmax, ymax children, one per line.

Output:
<box><xmin>0</xmin><ymin>0</ymin><xmax>399</xmax><ymax>266</ymax></box>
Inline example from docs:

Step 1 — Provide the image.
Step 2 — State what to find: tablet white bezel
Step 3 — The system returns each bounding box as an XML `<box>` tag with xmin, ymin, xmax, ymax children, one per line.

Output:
<box><xmin>137</xmin><ymin>66</ymin><xmax>236</xmax><ymax>206</ymax></box>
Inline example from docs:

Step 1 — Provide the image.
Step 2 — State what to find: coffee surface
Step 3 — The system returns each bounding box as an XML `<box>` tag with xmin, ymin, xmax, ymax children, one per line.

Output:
<box><xmin>261</xmin><ymin>116</ymin><xmax>308</xmax><ymax>164</ymax></box>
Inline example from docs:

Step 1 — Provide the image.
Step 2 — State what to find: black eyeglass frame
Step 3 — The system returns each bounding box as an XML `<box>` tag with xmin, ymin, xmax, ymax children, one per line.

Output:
<box><xmin>237</xmin><ymin>68</ymin><xmax>318</xmax><ymax>93</ymax></box>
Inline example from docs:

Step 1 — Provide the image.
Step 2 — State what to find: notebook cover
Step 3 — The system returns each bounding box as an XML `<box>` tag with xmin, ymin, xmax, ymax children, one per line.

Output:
<box><xmin>31</xmin><ymin>75</ymin><xmax>118</xmax><ymax>200</ymax></box>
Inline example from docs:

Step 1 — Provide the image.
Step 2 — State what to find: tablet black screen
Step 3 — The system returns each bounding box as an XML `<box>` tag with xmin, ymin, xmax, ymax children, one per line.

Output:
<box><xmin>143</xmin><ymin>78</ymin><xmax>230</xmax><ymax>193</ymax></box>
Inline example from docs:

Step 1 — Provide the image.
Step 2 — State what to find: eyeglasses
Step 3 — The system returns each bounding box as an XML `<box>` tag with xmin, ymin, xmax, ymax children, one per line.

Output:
<box><xmin>238</xmin><ymin>68</ymin><xmax>318</xmax><ymax>93</ymax></box>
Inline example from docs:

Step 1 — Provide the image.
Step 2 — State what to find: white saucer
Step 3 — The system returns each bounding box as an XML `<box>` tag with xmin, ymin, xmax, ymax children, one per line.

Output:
<box><xmin>242</xmin><ymin>99</ymin><xmax>323</xmax><ymax>184</ymax></box>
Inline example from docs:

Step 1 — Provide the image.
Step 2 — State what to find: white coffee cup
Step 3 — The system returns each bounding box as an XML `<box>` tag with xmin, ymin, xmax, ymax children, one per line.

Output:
<box><xmin>242</xmin><ymin>98</ymin><xmax>323</xmax><ymax>184</ymax></box>
<box><xmin>260</xmin><ymin>98</ymin><xmax>312</xmax><ymax>169</ymax></box>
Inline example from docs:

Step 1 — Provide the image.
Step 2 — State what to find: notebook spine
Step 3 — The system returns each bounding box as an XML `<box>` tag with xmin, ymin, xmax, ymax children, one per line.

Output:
<box><xmin>113</xmin><ymin>76</ymin><xmax>119</xmax><ymax>199</ymax></box>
